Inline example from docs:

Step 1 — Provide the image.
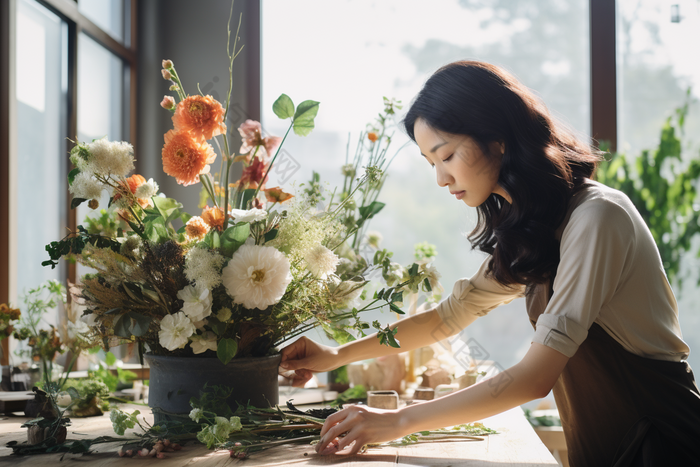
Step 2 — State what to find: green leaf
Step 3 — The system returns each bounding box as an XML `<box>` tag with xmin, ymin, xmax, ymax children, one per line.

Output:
<box><xmin>66</xmin><ymin>387</ymin><xmax>80</xmax><ymax>400</ymax></box>
<box><xmin>128</xmin><ymin>312</ymin><xmax>151</xmax><ymax>337</ymax></box>
<box><xmin>272</xmin><ymin>93</ymin><xmax>295</xmax><ymax>119</ymax></box>
<box><xmin>292</xmin><ymin>100</ymin><xmax>320</xmax><ymax>136</ymax></box>
<box><xmin>153</xmin><ymin>196</ymin><xmax>183</xmax><ymax>224</ymax></box>
<box><xmin>217</xmin><ymin>338</ymin><xmax>238</xmax><ymax>365</ymax></box>
<box><xmin>423</xmin><ymin>277</ymin><xmax>432</xmax><ymax>292</ymax></box>
<box><xmin>408</xmin><ymin>263</ymin><xmax>419</xmax><ymax>276</ymax></box>
<box><xmin>358</xmin><ymin>201</ymin><xmax>385</xmax><ymax>220</ymax></box>
<box><xmin>264</xmin><ymin>228</ymin><xmax>278</xmax><ymax>243</ymax></box>
<box><xmin>105</xmin><ymin>351</ymin><xmax>117</xmax><ymax>367</ymax></box>
<box><xmin>221</xmin><ymin>223</ymin><xmax>249</xmax><ymax>256</ymax></box>
<box><xmin>113</xmin><ymin>315</ymin><xmax>131</xmax><ymax>338</ymax></box>
<box><xmin>386</xmin><ymin>329</ymin><xmax>401</xmax><ymax>348</ymax></box>
<box><xmin>68</xmin><ymin>168</ymin><xmax>80</xmax><ymax>185</ymax></box>
<box><xmin>389</xmin><ymin>303</ymin><xmax>404</xmax><ymax>314</ymax></box>
<box><xmin>71</xmin><ymin>198</ymin><xmax>88</xmax><ymax>209</ymax></box>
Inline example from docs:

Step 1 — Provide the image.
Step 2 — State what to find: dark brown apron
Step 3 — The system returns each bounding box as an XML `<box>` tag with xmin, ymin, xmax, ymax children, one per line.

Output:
<box><xmin>526</xmin><ymin>280</ymin><xmax>700</xmax><ymax>466</ymax></box>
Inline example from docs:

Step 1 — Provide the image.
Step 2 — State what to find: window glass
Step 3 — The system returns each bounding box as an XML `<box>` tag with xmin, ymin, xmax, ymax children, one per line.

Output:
<box><xmin>77</xmin><ymin>32</ymin><xmax>126</xmax><ymax>274</ymax></box>
<box><xmin>262</xmin><ymin>0</ymin><xmax>590</xmax><ymax>370</ymax></box>
<box><xmin>15</xmin><ymin>0</ymin><xmax>67</xmax><ymax>329</ymax></box>
<box><xmin>617</xmin><ymin>0</ymin><xmax>700</xmax><ymax>374</ymax></box>
<box><xmin>78</xmin><ymin>0</ymin><xmax>125</xmax><ymax>43</ymax></box>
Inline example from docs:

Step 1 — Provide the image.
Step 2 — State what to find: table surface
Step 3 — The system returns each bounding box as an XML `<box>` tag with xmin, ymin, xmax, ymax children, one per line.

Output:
<box><xmin>0</xmin><ymin>401</ymin><xmax>558</xmax><ymax>466</ymax></box>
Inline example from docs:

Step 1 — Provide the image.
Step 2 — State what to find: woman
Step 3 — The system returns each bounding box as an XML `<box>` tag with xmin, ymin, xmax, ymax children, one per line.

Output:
<box><xmin>278</xmin><ymin>61</ymin><xmax>700</xmax><ymax>465</ymax></box>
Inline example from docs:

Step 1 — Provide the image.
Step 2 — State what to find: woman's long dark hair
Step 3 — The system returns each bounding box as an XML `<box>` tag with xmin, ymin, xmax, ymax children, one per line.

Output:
<box><xmin>403</xmin><ymin>61</ymin><xmax>601</xmax><ymax>287</ymax></box>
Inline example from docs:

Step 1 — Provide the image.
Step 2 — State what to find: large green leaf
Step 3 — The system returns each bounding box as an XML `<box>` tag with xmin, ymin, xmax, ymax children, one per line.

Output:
<box><xmin>113</xmin><ymin>314</ymin><xmax>131</xmax><ymax>338</ymax></box>
<box><xmin>217</xmin><ymin>338</ymin><xmax>238</xmax><ymax>365</ymax></box>
<box><xmin>221</xmin><ymin>223</ymin><xmax>250</xmax><ymax>257</ymax></box>
<box><xmin>153</xmin><ymin>196</ymin><xmax>183</xmax><ymax>224</ymax></box>
<box><xmin>292</xmin><ymin>100</ymin><xmax>320</xmax><ymax>136</ymax></box>
<box><xmin>272</xmin><ymin>94</ymin><xmax>295</xmax><ymax>119</ymax></box>
<box><xmin>129</xmin><ymin>312</ymin><xmax>151</xmax><ymax>337</ymax></box>
<box><xmin>358</xmin><ymin>201</ymin><xmax>385</xmax><ymax>220</ymax></box>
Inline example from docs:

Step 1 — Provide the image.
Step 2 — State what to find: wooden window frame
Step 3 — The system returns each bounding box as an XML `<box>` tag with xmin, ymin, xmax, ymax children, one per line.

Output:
<box><xmin>0</xmin><ymin>0</ymin><xmax>138</xmax><ymax>364</ymax></box>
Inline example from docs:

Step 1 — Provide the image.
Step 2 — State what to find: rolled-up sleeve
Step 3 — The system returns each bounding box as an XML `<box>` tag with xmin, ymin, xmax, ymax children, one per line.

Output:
<box><xmin>532</xmin><ymin>198</ymin><xmax>636</xmax><ymax>357</ymax></box>
<box><xmin>436</xmin><ymin>257</ymin><xmax>525</xmax><ymax>332</ymax></box>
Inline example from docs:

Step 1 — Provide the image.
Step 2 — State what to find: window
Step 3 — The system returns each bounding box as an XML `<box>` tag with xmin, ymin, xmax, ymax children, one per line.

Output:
<box><xmin>1</xmin><ymin>0</ymin><xmax>137</xmax><ymax>365</ymax></box>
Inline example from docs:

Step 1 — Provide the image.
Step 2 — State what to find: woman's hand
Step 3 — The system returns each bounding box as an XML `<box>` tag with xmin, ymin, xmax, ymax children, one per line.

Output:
<box><xmin>315</xmin><ymin>405</ymin><xmax>408</xmax><ymax>456</ymax></box>
<box><xmin>278</xmin><ymin>336</ymin><xmax>341</xmax><ymax>388</ymax></box>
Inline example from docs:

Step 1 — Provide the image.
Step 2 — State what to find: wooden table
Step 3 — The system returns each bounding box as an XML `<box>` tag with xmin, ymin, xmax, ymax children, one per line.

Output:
<box><xmin>0</xmin><ymin>402</ymin><xmax>557</xmax><ymax>466</ymax></box>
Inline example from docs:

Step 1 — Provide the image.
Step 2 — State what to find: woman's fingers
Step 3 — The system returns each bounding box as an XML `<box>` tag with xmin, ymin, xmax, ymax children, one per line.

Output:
<box><xmin>317</xmin><ymin>416</ymin><xmax>354</xmax><ymax>453</ymax></box>
<box><xmin>291</xmin><ymin>369</ymin><xmax>312</xmax><ymax>387</ymax></box>
<box><xmin>319</xmin><ymin>408</ymin><xmax>347</xmax><ymax>438</ymax></box>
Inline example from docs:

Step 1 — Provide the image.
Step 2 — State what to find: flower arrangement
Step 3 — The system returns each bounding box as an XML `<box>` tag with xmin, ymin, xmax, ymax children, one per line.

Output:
<box><xmin>42</xmin><ymin>20</ymin><xmax>441</xmax><ymax>366</ymax></box>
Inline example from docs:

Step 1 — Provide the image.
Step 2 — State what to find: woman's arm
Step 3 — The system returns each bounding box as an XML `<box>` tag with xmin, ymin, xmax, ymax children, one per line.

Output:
<box><xmin>315</xmin><ymin>342</ymin><xmax>570</xmax><ymax>455</ymax></box>
<box><xmin>336</xmin><ymin>306</ymin><xmax>477</xmax><ymax>366</ymax></box>
<box><xmin>279</xmin><ymin>306</ymin><xmax>477</xmax><ymax>387</ymax></box>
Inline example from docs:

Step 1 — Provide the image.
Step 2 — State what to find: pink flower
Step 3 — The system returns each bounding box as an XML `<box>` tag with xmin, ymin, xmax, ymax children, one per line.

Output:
<box><xmin>162</xmin><ymin>59</ymin><xmax>173</xmax><ymax>69</ymax></box>
<box><xmin>161</xmin><ymin>96</ymin><xmax>175</xmax><ymax>110</ymax></box>
<box><xmin>238</xmin><ymin>120</ymin><xmax>282</xmax><ymax>161</ymax></box>
<box><xmin>161</xmin><ymin>69</ymin><xmax>172</xmax><ymax>80</ymax></box>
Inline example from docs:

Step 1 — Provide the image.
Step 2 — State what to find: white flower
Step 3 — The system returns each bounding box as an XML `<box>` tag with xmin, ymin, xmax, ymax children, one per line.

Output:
<box><xmin>69</xmin><ymin>172</ymin><xmax>103</xmax><ymax>200</ymax></box>
<box><xmin>216</xmin><ymin>307</ymin><xmax>232</xmax><ymax>322</ymax></box>
<box><xmin>158</xmin><ymin>312</ymin><xmax>195</xmax><ymax>350</ymax></box>
<box><xmin>221</xmin><ymin>244</ymin><xmax>292</xmax><ymax>310</ymax></box>
<box><xmin>329</xmin><ymin>277</ymin><xmax>364</xmax><ymax>309</ymax></box>
<box><xmin>304</xmin><ymin>244</ymin><xmax>340</xmax><ymax>280</ymax></box>
<box><xmin>67</xmin><ymin>319</ymin><xmax>90</xmax><ymax>341</ymax></box>
<box><xmin>189</xmin><ymin>408</ymin><xmax>204</xmax><ymax>423</ymax></box>
<box><xmin>190</xmin><ymin>331</ymin><xmax>218</xmax><ymax>354</ymax></box>
<box><xmin>230</xmin><ymin>208</ymin><xmax>268</xmax><ymax>224</ymax></box>
<box><xmin>421</xmin><ymin>263</ymin><xmax>444</xmax><ymax>294</ymax></box>
<box><xmin>177</xmin><ymin>284</ymin><xmax>213</xmax><ymax>322</ymax></box>
<box><xmin>135</xmin><ymin>178</ymin><xmax>159</xmax><ymax>198</ymax></box>
<box><xmin>86</xmin><ymin>138</ymin><xmax>134</xmax><ymax>177</ymax></box>
<box><xmin>184</xmin><ymin>247</ymin><xmax>224</xmax><ymax>290</ymax></box>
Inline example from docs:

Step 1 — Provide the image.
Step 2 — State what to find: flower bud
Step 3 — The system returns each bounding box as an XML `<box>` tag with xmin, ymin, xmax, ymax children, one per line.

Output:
<box><xmin>156</xmin><ymin>452</ymin><xmax>166</xmax><ymax>459</ymax></box>
<box><xmin>139</xmin><ymin>448</ymin><xmax>150</xmax><ymax>457</ymax></box>
<box><xmin>160</xmin><ymin>96</ymin><xmax>176</xmax><ymax>110</ymax></box>
<box><xmin>125</xmin><ymin>450</ymin><xmax>133</xmax><ymax>457</ymax></box>
<box><xmin>367</xmin><ymin>131</ymin><xmax>379</xmax><ymax>142</ymax></box>
<box><xmin>161</xmin><ymin>69</ymin><xmax>172</xmax><ymax>80</ymax></box>
<box><xmin>162</xmin><ymin>59</ymin><xmax>173</xmax><ymax>69</ymax></box>
<box><xmin>88</xmin><ymin>199</ymin><xmax>99</xmax><ymax>209</ymax></box>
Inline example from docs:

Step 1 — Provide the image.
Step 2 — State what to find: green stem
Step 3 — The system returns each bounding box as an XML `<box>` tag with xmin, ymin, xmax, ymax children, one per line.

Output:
<box><xmin>251</xmin><ymin>122</ymin><xmax>294</xmax><ymax>203</ymax></box>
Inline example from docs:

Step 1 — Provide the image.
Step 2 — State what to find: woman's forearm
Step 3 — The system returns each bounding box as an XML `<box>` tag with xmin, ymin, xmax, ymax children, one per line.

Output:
<box><xmin>397</xmin><ymin>343</ymin><xmax>570</xmax><ymax>433</ymax></box>
<box><xmin>335</xmin><ymin>306</ymin><xmax>477</xmax><ymax>367</ymax></box>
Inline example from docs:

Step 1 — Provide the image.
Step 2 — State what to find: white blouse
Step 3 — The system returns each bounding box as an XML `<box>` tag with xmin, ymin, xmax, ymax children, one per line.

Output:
<box><xmin>435</xmin><ymin>180</ymin><xmax>690</xmax><ymax>361</ymax></box>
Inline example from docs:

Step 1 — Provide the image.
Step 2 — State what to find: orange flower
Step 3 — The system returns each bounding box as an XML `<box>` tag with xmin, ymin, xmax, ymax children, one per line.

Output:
<box><xmin>113</xmin><ymin>173</ymin><xmax>146</xmax><ymax>206</ymax></box>
<box><xmin>239</xmin><ymin>157</ymin><xmax>269</xmax><ymax>190</ymax></box>
<box><xmin>162</xmin><ymin>130</ymin><xmax>217</xmax><ymax>186</ymax></box>
<box><xmin>172</xmin><ymin>95</ymin><xmax>226</xmax><ymax>141</ymax></box>
<box><xmin>185</xmin><ymin>216</ymin><xmax>210</xmax><ymax>240</ymax></box>
<box><xmin>367</xmin><ymin>132</ymin><xmax>379</xmax><ymax>142</ymax></box>
<box><xmin>201</xmin><ymin>206</ymin><xmax>226</xmax><ymax>231</ymax></box>
<box><xmin>263</xmin><ymin>186</ymin><xmax>294</xmax><ymax>204</ymax></box>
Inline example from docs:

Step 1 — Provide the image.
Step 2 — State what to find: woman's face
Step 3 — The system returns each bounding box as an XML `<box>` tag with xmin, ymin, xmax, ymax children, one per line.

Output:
<box><xmin>413</xmin><ymin>118</ymin><xmax>510</xmax><ymax>207</ymax></box>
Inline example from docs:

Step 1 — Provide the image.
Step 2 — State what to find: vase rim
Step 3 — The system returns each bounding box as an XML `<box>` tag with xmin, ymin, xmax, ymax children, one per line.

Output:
<box><xmin>143</xmin><ymin>352</ymin><xmax>281</xmax><ymax>364</ymax></box>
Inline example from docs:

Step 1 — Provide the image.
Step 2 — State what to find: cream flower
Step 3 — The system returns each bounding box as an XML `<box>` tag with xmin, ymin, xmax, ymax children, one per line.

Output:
<box><xmin>304</xmin><ymin>244</ymin><xmax>340</xmax><ymax>280</ymax></box>
<box><xmin>221</xmin><ymin>244</ymin><xmax>292</xmax><ymax>310</ymax></box>
<box><xmin>421</xmin><ymin>263</ymin><xmax>444</xmax><ymax>294</ymax></box>
<box><xmin>158</xmin><ymin>312</ymin><xmax>196</xmax><ymax>350</ymax></box>
<box><xmin>69</xmin><ymin>172</ymin><xmax>103</xmax><ymax>200</ymax></box>
<box><xmin>184</xmin><ymin>247</ymin><xmax>224</xmax><ymax>290</ymax></box>
<box><xmin>67</xmin><ymin>319</ymin><xmax>90</xmax><ymax>341</ymax></box>
<box><xmin>135</xmin><ymin>178</ymin><xmax>159</xmax><ymax>198</ymax></box>
<box><xmin>230</xmin><ymin>208</ymin><xmax>268</xmax><ymax>224</ymax></box>
<box><xmin>86</xmin><ymin>137</ymin><xmax>135</xmax><ymax>177</ymax></box>
<box><xmin>189</xmin><ymin>408</ymin><xmax>204</xmax><ymax>423</ymax></box>
<box><xmin>177</xmin><ymin>284</ymin><xmax>213</xmax><ymax>322</ymax></box>
<box><xmin>190</xmin><ymin>331</ymin><xmax>218</xmax><ymax>354</ymax></box>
